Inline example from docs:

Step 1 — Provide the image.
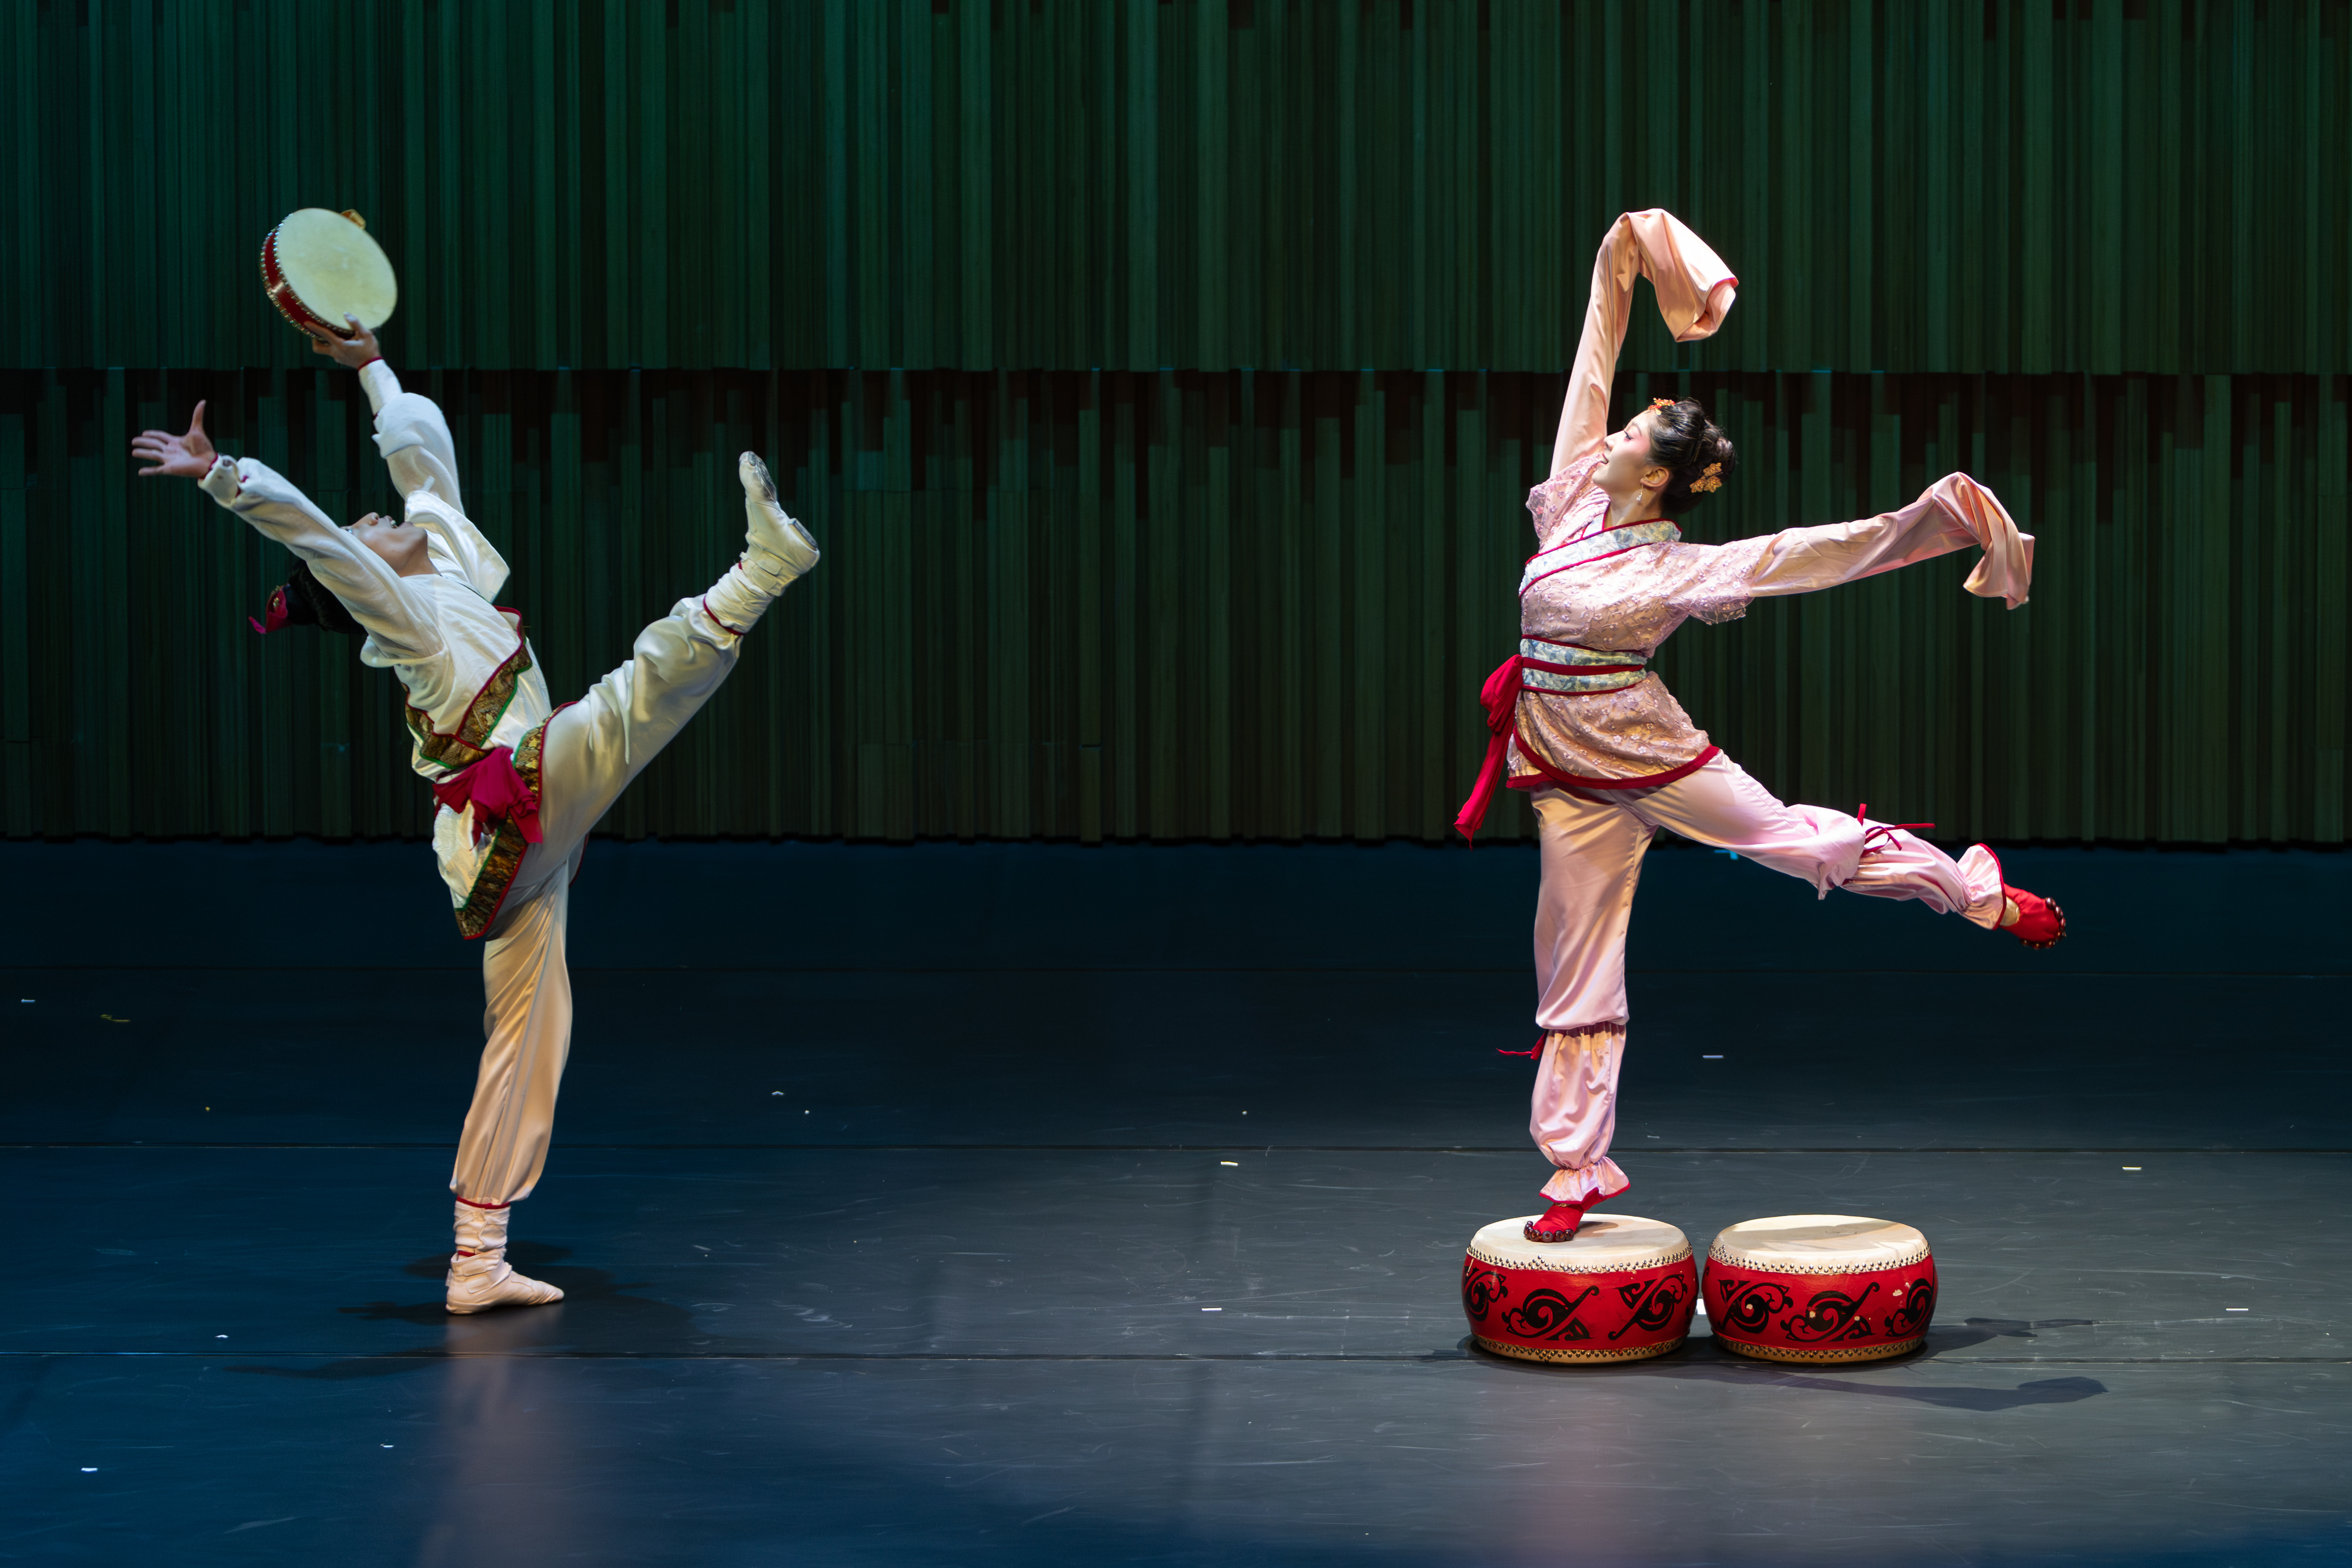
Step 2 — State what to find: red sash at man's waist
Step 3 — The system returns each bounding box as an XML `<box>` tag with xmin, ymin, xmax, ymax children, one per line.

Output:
<box><xmin>432</xmin><ymin>745</ymin><xmax>543</xmax><ymax>846</ymax></box>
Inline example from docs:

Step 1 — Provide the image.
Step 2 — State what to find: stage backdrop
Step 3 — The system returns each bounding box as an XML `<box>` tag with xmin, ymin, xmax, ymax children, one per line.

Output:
<box><xmin>4</xmin><ymin>0</ymin><xmax>2347</xmax><ymax>845</ymax></box>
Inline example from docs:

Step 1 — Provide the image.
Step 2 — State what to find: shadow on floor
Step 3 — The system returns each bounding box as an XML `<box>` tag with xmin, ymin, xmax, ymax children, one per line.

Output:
<box><xmin>1461</xmin><ymin>1318</ymin><xmax>2112</xmax><ymax>1412</ymax></box>
<box><xmin>232</xmin><ymin>1243</ymin><xmax>711</xmax><ymax>1379</ymax></box>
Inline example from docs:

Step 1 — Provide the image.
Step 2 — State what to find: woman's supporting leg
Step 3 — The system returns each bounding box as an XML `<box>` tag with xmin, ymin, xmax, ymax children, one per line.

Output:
<box><xmin>1527</xmin><ymin>787</ymin><xmax>1652</xmax><ymax>1209</ymax></box>
<box><xmin>1529</xmin><ymin>1025</ymin><xmax>1631</xmax><ymax>1205</ymax></box>
<box><xmin>1629</xmin><ymin>755</ymin><xmax>2006</xmax><ymax>928</ymax></box>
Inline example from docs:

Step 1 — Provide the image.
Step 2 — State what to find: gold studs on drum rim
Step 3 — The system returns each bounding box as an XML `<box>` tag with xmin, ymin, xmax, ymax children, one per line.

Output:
<box><xmin>1712</xmin><ymin>1335</ymin><xmax>1927</xmax><ymax>1364</ymax></box>
<box><xmin>1472</xmin><ymin>1334</ymin><xmax>1688</xmax><ymax>1365</ymax></box>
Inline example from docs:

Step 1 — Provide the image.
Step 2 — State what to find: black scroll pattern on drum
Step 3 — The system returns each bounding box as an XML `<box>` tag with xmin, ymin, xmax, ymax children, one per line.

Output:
<box><xmin>1881</xmin><ymin>1277</ymin><xmax>1936</xmax><ymax>1337</ymax></box>
<box><xmin>1500</xmin><ymin>1285</ymin><xmax>1601</xmax><ymax>1342</ymax></box>
<box><xmin>1784</xmin><ymin>1281</ymin><xmax>1881</xmax><ymax>1343</ymax></box>
<box><xmin>1460</xmin><ymin>1258</ymin><xmax>1509</xmax><ymax>1323</ymax></box>
<box><xmin>1607</xmin><ymin>1273</ymin><xmax>1690</xmax><ymax>1340</ymax></box>
<box><xmin>1712</xmin><ymin>1277</ymin><xmax>1793</xmax><ymax>1336</ymax></box>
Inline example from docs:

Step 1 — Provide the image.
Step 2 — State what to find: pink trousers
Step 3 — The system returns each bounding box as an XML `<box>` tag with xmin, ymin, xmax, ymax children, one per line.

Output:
<box><xmin>1524</xmin><ymin>754</ymin><xmax>2004</xmax><ymax>1203</ymax></box>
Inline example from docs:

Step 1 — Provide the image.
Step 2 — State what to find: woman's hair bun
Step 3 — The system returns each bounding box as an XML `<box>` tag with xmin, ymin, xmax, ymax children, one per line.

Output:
<box><xmin>1646</xmin><ymin>398</ymin><xmax>1738</xmax><ymax>516</ymax></box>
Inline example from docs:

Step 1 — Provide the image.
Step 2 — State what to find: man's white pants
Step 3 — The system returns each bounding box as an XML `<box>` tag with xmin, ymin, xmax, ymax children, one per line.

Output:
<box><xmin>449</xmin><ymin>597</ymin><xmax>744</xmax><ymax>1206</ymax></box>
<box><xmin>1526</xmin><ymin>753</ymin><xmax>2006</xmax><ymax>1203</ymax></box>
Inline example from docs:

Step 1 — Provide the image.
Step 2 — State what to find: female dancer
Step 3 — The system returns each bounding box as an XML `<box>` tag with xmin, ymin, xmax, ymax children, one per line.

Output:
<box><xmin>132</xmin><ymin>318</ymin><xmax>820</xmax><ymax>1310</ymax></box>
<box><xmin>1455</xmin><ymin>210</ymin><xmax>2063</xmax><ymax>1243</ymax></box>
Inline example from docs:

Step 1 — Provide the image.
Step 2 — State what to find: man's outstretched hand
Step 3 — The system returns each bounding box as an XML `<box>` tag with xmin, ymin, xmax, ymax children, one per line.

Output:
<box><xmin>303</xmin><ymin>314</ymin><xmax>382</xmax><ymax>369</ymax></box>
<box><xmin>131</xmin><ymin>402</ymin><xmax>218</xmax><ymax>479</ymax></box>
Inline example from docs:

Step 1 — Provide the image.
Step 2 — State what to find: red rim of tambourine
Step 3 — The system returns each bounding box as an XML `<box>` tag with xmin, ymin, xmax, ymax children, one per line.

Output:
<box><xmin>259</xmin><ymin>223</ymin><xmax>342</xmax><ymax>337</ymax></box>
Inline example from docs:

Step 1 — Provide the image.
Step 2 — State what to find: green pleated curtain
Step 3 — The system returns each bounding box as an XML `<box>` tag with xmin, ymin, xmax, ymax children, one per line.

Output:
<box><xmin>3</xmin><ymin>1</ymin><xmax>2347</xmax><ymax>845</ymax></box>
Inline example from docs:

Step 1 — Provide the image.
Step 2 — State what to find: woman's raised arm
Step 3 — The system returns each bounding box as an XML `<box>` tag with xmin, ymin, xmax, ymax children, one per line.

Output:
<box><xmin>1745</xmin><ymin>474</ymin><xmax>2035</xmax><ymax>609</ymax></box>
<box><xmin>1550</xmin><ymin>210</ymin><xmax>1740</xmax><ymax>476</ymax></box>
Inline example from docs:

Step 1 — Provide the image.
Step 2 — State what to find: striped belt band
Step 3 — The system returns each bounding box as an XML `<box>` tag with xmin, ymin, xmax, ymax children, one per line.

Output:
<box><xmin>1516</xmin><ymin>638</ymin><xmax>1651</xmax><ymax>696</ymax></box>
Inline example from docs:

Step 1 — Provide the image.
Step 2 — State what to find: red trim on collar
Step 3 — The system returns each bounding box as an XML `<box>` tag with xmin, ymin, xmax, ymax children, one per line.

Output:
<box><xmin>1521</xmin><ymin>539</ymin><xmax>1676</xmax><ymax>596</ymax></box>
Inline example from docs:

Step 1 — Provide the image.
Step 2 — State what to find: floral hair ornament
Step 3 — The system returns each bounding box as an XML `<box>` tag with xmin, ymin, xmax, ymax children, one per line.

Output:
<box><xmin>1689</xmin><ymin>462</ymin><xmax>1725</xmax><ymax>495</ymax></box>
<box><xmin>1648</xmin><ymin>397</ymin><xmax>1675</xmax><ymax>412</ymax></box>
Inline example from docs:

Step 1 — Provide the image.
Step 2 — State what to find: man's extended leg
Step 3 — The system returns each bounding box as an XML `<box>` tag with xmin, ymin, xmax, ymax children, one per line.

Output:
<box><xmin>529</xmin><ymin>454</ymin><xmax>819</xmax><ymax>855</ymax></box>
<box><xmin>440</xmin><ymin>455</ymin><xmax>817</xmax><ymax>1312</ymax></box>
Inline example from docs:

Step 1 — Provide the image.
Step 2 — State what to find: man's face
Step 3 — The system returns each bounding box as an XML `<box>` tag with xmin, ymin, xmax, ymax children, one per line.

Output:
<box><xmin>348</xmin><ymin>512</ymin><xmax>433</xmax><ymax>576</ymax></box>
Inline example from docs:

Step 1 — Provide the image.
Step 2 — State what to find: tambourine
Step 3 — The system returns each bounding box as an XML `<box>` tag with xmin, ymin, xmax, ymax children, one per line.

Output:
<box><xmin>261</xmin><ymin>208</ymin><xmax>397</xmax><ymax>337</ymax></box>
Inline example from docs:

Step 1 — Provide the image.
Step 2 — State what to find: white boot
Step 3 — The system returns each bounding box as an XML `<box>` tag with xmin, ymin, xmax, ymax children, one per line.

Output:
<box><xmin>704</xmin><ymin>453</ymin><xmax>819</xmax><ymax>634</ymax></box>
<box><xmin>444</xmin><ymin>1199</ymin><xmax>564</xmax><ymax>1314</ymax></box>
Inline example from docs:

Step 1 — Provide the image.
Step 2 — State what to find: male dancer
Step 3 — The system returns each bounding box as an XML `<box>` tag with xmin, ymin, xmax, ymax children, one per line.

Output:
<box><xmin>132</xmin><ymin>318</ymin><xmax>818</xmax><ymax>1310</ymax></box>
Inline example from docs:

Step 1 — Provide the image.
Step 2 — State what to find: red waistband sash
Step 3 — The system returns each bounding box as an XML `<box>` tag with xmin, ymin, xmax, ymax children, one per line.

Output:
<box><xmin>1452</xmin><ymin>638</ymin><xmax>1660</xmax><ymax>843</ymax></box>
<box><xmin>431</xmin><ymin>745</ymin><xmax>543</xmax><ymax>847</ymax></box>
<box><xmin>1452</xmin><ymin>655</ymin><xmax>1528</xmax><ymax>845</ymax></box>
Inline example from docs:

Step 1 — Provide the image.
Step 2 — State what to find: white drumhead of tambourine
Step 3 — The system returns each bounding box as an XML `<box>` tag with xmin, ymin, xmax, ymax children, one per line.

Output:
<box><xmin>1708</xmin><ymin>1215</ymin><xmax>1929</xmax><ymax>1272</ymax></box>
<box><xmin>1468</xmin><ymin>1214</ymin><xmax>1690</xmax><ymax>1273</ymax></box>
<box><xmin>271</xmin><ymin>208</ymin><xmax>397</xmax><ymax>330</ymax></box>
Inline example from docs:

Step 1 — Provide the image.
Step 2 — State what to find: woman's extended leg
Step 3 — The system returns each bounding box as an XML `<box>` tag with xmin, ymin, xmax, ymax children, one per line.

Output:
<box><xmin>1525</xmin><ymin>785</ymin><xmax>1652</xmax><ymax>1232</ymax></box>
<box><xmin>1622</xmin><ymin>754</ymin><xmax>2008</xmax><ymax>926</ymax></box>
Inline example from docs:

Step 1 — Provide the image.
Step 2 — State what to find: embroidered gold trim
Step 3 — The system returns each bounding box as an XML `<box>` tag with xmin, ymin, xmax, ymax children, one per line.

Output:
<box><xmin>450</xmin><ymin>716</ymin><xmax>553</xmax><ymax>941</ymax></box>
<box><xmin>407</xmin><ymin>631</ymin><xmax>534</xmax><ymax>775</ymax></box>
<box><xmin>453</xmin><ymin>818</ymin><xmax>529</xmax><ymax>940</ymax></box>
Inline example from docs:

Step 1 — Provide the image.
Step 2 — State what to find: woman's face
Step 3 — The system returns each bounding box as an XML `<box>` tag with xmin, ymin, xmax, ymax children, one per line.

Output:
<box><xmin>1595</xmin><ymin>408</ymin><xmax>1671</xmax><ymax>503</ymax></box>
<box><xmin>348</xmin><ymin>512</ymin><xmax>435</xmax><ymax>577</ymax></box>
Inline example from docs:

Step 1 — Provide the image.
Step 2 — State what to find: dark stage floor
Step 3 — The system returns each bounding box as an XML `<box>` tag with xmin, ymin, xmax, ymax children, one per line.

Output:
<box><xmin>4</xmin><ymin>838</ymin><xmax>2348</xmax><ymax>1565</ymax></box>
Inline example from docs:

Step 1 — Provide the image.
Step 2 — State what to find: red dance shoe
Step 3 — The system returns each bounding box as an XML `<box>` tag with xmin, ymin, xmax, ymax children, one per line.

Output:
<box><xmin>1976</xmin><ymin>845</ymin><xmax>2066</xmax><ymax>950</ymax></box>
<box><xmin>1524</xmin><ymin>1200</ymin><xmax>1589</xmax><ymax>1243</ymax></box>
<box><xmin>1524</xmin><ymin>1180</ymin><xmax>1632</xmax><ymax>1243</ymax></box>
<box><xmin>2001</xmin><ymin>884</ymin><xmax>2067</xmax><ymax>948</ymax></box>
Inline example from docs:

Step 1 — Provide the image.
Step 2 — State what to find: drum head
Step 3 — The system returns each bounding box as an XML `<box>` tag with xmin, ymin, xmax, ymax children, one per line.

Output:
<box><xmin>1469</xmin><ymin>1214</ymin><xmax>1689</xmax><ymax>1273</ymax></box>
<box><xmin>1708</xmin><ymin>1214</ymin><xmax>1929</xmax><ymax>1273</ymax></box>
<box><xmin>262</xmin><ymin>209</ymin><xmax>397</xmax><ymax>335</ymax></box>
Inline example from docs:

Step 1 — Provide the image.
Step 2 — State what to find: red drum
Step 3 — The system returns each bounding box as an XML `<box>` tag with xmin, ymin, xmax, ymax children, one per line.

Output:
<box><xmin>1705</xmin><ymin>1215</ymin><xmax>1937</xmax><ymax>1363</ymax></box>
<box><xmin>262</xmin><ymin>209</ymin><xmax>397</xmax><ymax>338</ymax></box>
<box><xmin>1461</xmin><ymin>1215</ymin><xmax>1698</xmax><ymax>1363</ymax></box>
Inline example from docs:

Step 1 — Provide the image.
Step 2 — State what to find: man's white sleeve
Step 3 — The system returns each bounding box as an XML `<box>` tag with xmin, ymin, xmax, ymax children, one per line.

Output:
<box><xmin>199</xmin><ymin>456</ymin><xmax>442</xmax><ymax>660</ymax></box>
<box><xmin>360</xmin><ymin>362</ymin><xmax>512</xmax><ymax>600</ymax></box>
